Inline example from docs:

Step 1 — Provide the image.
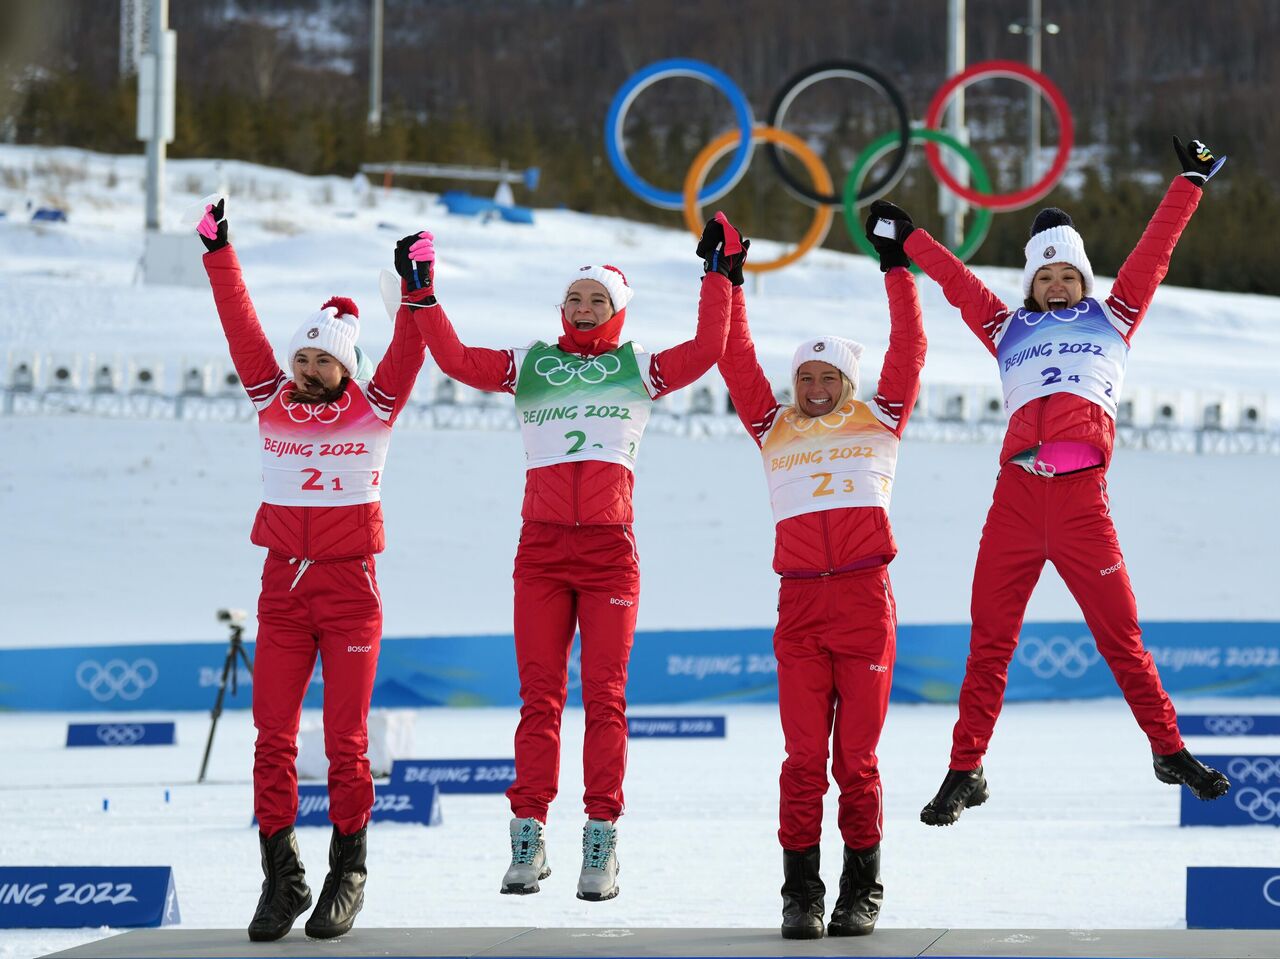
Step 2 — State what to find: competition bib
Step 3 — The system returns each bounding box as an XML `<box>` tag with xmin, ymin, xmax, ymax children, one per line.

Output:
<box><xmin>996</xmin><ymin>298</ymin><xmax>1128</xmax><ymax>418</ymax></box>
<box><xmin>514</xmin><ymin>342</ymin><xmax>652</xmax><ymax>472</ymax></box>
<box><xmin>761</xmin><ymin>401</ymin><xmax>899</xmax><ymax>524</ymax></box>
<box><xmin>258</xmin><ymin>381</ymin><xmax>392</xmax><ymax>506</ymax></box>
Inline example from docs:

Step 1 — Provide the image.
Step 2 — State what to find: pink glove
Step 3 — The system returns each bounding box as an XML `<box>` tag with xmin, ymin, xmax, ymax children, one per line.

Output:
<box><xmin>409</xmin><ymin>231</ymin><xmax>435</xmax><ymax>263</ymax></box>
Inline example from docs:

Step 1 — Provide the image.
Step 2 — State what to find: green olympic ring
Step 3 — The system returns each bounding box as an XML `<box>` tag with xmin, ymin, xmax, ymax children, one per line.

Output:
<box><xmin>843</xmin><ymin>127</ymin><xmax>994</xmax><ymax>274</ymax></box>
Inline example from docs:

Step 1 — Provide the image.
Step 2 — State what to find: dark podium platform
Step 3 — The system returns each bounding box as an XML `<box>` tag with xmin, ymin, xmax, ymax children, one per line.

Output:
<box><xmin>39</xmin><ymin>927</ymin><xmax>1280</xmax><ymax>959</ymax></box>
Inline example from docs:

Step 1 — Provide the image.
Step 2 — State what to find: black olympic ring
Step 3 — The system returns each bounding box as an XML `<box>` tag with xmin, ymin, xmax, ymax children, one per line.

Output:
<box><xmin>765</xmin><ymin>60</ymin><xmax>911</xmax><ymax>207</ymax></box>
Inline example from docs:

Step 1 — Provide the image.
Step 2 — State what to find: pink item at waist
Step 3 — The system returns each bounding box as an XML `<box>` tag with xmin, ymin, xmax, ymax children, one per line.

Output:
<box><xmin>1034</xmin><ymin>440</ymin><xmax>1104</xmax><ymax>474</ymax></box>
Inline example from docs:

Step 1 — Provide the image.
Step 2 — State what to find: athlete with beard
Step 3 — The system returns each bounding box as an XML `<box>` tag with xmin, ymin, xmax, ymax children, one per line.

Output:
<box><xmin>197</xmin><ymin>200</ymin><xmax>427</xmax><ymax>942</ymax></box>
<box><xmin>867</xmin><ymin>137</ymin><xmax>1232</xmax><ymax>827</ymax></box>
<box><xmin>395</xmin><ymin>215</ymin><xmax>740</xmax><ymax>902</ymax></box>
<box><xmin>716</xmin><ymin>211</ymin><xmax>925</xmax><ymax>940</ymax></box>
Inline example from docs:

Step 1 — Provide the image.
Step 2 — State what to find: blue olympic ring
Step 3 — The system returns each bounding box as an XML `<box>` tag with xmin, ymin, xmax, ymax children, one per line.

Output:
<box><xmin>604</xmin><ymin>58</ymin><xmax>755</xmax><ymax>211</ymax></box>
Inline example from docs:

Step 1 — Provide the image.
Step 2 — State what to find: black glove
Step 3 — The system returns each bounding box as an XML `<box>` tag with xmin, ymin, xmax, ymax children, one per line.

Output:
<box><xmin>864</xmin><ymin>199</ymin><xmax>913</xmax><ymax>272</ymax></box>
<box><xmin>394</xmin><ymin>232</ymin><xmax>434</xmax><ymax>293</ymax></box>
<box><xmin>696</xmin><ymin>212</ymin><xmax>750</xmax><ymax>286</ymax></box>
<box><xmin>1173</xmin><ymin>136</ymin><xmax>1225</xmax><ymax>187</ymax></box>
<box><xmin>196</xmin><ymin>199</ymin><xmax>228</xmax><ymax>253</ymax></box>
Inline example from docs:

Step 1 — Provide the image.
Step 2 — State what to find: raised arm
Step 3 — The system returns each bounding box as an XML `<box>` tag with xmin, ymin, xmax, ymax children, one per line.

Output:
<box><xmin>395</xmin><ymin>231</ymin><xmax>516</xmax><ymax>394</ymax></box>
<box><xmin>646</xmin><ymin>213</ymin><xmax>744</xmax><ymax>398</ymax></box>
<box><xmin>197</xmin><ymin>200</ymin><xmax>288</xmax><ymax>407</ymax></box>
<box><xmin>366</xmin><ymin>298</ymin><xmax>428</xmax><ymax>425</ymax></box>
<box><xmin>716</xmin><ymin>286</ymin><xmax>781</xmax><ymax>446</ymax></box>
<box><xmin>870</xmin><ymin>199</ymin><xmax>1011</xmax><ymax>358</ymax></box>
<box><xmin>1106</xmin><ymin>138</ymin><xmax>1218</xmax><ymax>343</ymax></box>
<box><xmin>863</xmin><ymin>205</ymin><xmax>927</xmax><ymax>435</ymax></box>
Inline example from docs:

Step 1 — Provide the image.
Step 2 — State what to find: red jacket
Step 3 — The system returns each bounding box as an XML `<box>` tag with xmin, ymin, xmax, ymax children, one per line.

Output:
<box><xmin>904</xmin><ymin>176</ymin><xmax>1201</xmax><ymax>468</ymax></box>
<box><xmin>718</xmin><ymin>269</ymin><xmax>926</xmax><ymax>576</ymax></box>
<box><xmin>204</xmin><ymin>245</ymin><xmax>427</xmax><ymax>558</ymax></box>
<box><xmin>412</xmin><ymin>273</ymin><xmax>732</xmax><ymax>525</ymax></box>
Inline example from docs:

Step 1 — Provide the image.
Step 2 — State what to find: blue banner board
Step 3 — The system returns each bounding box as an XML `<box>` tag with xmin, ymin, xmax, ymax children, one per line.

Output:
<box><xmin>0</xmin><ymin>867</ymin><xmax>179</xmax><ymax>929</ymax></box>
<box><xmin>1179</xmin><ymin>714</ymin><xmax>1280</xmax><ymax>737</ymax></box>
<box><xmin>1187</xmin><ymin>867</ymin><xmax>1280</xmax><ymax>929</ymax></box>
<box><xmin>1180</xmin><ymin>755</ymin><xmax>1280</xmax><ymax>827</ymax></box>
<box><xmin>389</xmin><ymin>759</ymin><xmax>514</xmax><ymax>794</ymax></box>
<box><xmin>66</xmin><ymin>722</ymin><xmax>176</xmax><ymax>747</ymax></box>
<box><xmin>3</xmin><ymin>621</ymin><xmax>1278</xmax><ymax>712</ymax></box>
<box><xmin>628</xmin><ymin>716</ymin><xmax>726</xmax><ymax>738</ymax></box>
<box><xmin>254</xmin><ymin>781</ymin><xmax>442</xmax><ymax>828</ymax></box>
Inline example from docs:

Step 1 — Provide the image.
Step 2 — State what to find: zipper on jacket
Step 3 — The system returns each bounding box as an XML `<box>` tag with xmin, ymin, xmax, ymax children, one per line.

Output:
<box><xmin>301</xmin><ymin>508</ymin><xmax>311</xmax><ymax>558</ymax></box>
<box><xmin>819</xmin><ymin>511</ymin><xmax>833</xmax><ymax>575</ymax></box>
<box><xmin>572</xmin><ymin>461</ymin><xmax>582</xmax><ymax>526</ymax></box>
<box><xmin>1036</xmin><ymin>396</ymin><xmax>1046</xmax><ymax>445</ymax></box>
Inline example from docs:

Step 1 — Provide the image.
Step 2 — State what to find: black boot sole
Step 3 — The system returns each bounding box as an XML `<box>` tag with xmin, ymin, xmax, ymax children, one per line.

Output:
<box><xmin>501</xmin><ymin>866</ymin><xmax>551</xmax><ymax>895</ymax></box>
<box><xmin>828</xmin><ymin>922</ymin><xmax>876</xmax><ymax>937</ymax></box>
<box><xmin>780</xmin><ymin>924</ymin><xmax>824</xmax><ymax>940</ymax></box>
<box><xmin>576</xmin><ymin>886</ymin><xmax>620</xmax><ymax>902</ymax></box>
<box><xmin>305</xmin><ymin>901</ymin><xmax>362</xmax><ymax>940</ymax></box>
<box><xmin>920</xmin><ymin>783</ymin><xmax>990</xmax><ymax>826</ymax></box>
<box><xmin>247</xmin><ymin>893</ymin><xmax>313</xmax><ymax>943</ymax></box>
<box><xmin>1154</xmin><ymin>766</ymin><xmax>1230</xmax><ymax>800</ymax></box>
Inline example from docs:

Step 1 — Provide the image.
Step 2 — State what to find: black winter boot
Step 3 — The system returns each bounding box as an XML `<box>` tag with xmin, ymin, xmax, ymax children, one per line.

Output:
<box><xmin>247</xmin><ymin>827</ymin><xmax>312</xmax><ymax>942</ymax></box>
<box><xmin>304</xmin><ymin>826</ymin><xmax>367</xmax><ymax>939</ymax></box>
<box><xmin>780</xmin><ymin>845</ymin><xmax>825</xmax><ymax>940</ymax></box>
<box><xmin>1154</xmin><ymin>748</ymin><xmax>1230</xmax><ymax>800</ymax></box>
<box><xmin>920</xmin><ymin>766</ymin><xmax>989</xmax><ymax>826</ymax></box>
<box><xmin>827</xmin><ymin>844</ymin><xmax>883</xmax><ymax>936</ymax></box>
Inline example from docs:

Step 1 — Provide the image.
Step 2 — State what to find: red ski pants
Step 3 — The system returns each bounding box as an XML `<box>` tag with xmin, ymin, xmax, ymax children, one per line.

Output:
<box><xmin>253</xmin><ymin>552</ymin><xmax>383</xmax><ymax>836</ymax></box>
<box><xmin>950</xmin><ymin>465</ymin><xmax>1183</xmax><ymax>769</ymax></box>
<box><xmin>774</xmin><ymin>566</ymin><xmax>896</xmax><ymax>852</ymax></box>
<box><xmin>507</xmin><ymin>522</ymin><xmax>640</xmax><ymax>823</ymax></box>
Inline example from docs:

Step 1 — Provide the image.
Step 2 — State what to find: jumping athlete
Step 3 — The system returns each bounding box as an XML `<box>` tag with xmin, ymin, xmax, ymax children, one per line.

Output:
<box><xmin>396</xmin><ymin>216</ymin><xmax>740</xmax><ymax>901</ymax></box>
<box><xmin>198</xmin><ymin>201</ymin><xmax>427</xmax><ymax>940</ymax></box>
<box><xmin>716</xmin><ymin>211</ymin><xmax>925</xmax><ymax>938</ymax></box>
<box><xmin>868</xmin><ymin>137</ymin><xmax>1232</xmax><ymax>826</ymax></box>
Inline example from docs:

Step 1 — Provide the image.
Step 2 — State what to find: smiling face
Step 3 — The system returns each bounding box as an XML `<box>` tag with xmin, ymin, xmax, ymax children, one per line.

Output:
<box><xmin>1031</xmin><ymin>262</ymin><xmax>1084</xmax><ymax>311</ymax></box>
<box><xmin>563</xmin><ymin>279</ymin><xmax>615</xmax><ymax>331</ymax></box>
<box><xmin>795</xmin><ymin>360</ymin><xmax>848</xmax><ymax>417</ymax></box>
<box><xmin>291</xmin><ymin>348</ymin><xmax>346</xmax><ymax>397</ymax></box>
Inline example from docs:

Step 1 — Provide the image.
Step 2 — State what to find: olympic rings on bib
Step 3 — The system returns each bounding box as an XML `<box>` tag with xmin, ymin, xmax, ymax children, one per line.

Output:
<box><xmin>607</xmin><ymin>58</ymin><xmax>1072</xmax><ymax>269</ymax></box>
<box><xmin>844</xmin><ymin>128</ymin><xmax>994</xmax><ymax>273</ymax></box>
<box><xmin>683</xmin><ymin>127</ymin><xmax>833</xmax><ymax>274</ymax></box>
<box><xmin>923</xmin><ymin>60</ymin><xmax>1074</xmax><ymax>211</ymax></box>
<box><xmin>533</xmin><ymin>353</ymin><xmax>622</xmax><ymax>386</ymax></box>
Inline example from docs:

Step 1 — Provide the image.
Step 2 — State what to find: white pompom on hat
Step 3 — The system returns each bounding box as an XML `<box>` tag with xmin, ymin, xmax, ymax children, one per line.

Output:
<box><xmin>286</xmin><ymin>296</ymin><xmax>360</xmax><ymax>377</ymax></box>
<box><xmin>1022</xmin><ymin>208</ymin><xmax>1094</xmax><ymax>299</ymax></box>
<box><xmin>566</xmin><ymin>264</ymin><xmax>634</xmax><ymax>311</ymax></box>
<box><xmin>791</xmin><ymin>336</ymin><xmax>865</xmax><ymax>396</ymax></box>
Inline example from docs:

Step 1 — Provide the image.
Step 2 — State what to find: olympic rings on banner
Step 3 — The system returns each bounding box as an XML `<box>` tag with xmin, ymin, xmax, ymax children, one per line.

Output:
<box><xmin>605</xmin><ymin>58</ymin><xmax>755</xmax><ymax>211</ymax></box>
<box><xmin>765</xmin><ymin>60</ymin><xmax>911</xmax><ymax>207</ymax></box>
<box><xmin>923</xmin><ymin>60</ymin><xmax>1074</xmax><ymax>211</ymax></box>
<box><xmin>844</xmin><ymin>128</ymin><xmax>995</xmax><ymax>272</ymax></box>
<box><xmin>683</xmin><ymin>126</ymin><xmax>833</xmax><ymax>274</ymax></box>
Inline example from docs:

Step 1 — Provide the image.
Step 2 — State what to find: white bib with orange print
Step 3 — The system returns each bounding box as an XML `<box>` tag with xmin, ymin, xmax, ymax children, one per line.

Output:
<box><xmin>258</xmin><ymin>381</ymin><xmax>392</xmax><ymax>506</ymax></box>
<box><xmin>761</xmin><ymin>401</ymin><xmax>899</xmax><ymax>524</ymax></box>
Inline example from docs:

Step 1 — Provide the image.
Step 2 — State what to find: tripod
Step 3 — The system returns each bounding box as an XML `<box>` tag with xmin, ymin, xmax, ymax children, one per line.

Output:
<box><xmin>198</xmin><ymin>617</ymin><xmax>254</xmax><ymax>783</ymax></box>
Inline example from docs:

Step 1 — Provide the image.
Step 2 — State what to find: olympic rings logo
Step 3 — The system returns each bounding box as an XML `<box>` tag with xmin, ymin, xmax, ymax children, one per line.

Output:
<box><xmin>95</xmin><ymin>723</ymin><xmax>147</xmax><ymax>746</ymax></box>
<box><xmin>1264</xmin><ymin>875</ymin><xmax>1280</xmax><ymax>908</ymax></box>
<box><xmin>1234</xmin><ymin>788</ymin><xmax>1280</xmax><ymax>823</ymax></box>
<box><xmin>281</xmin><ymin>387</ymin><xmax>352</xmax><ymax>424</ymax></box>
<box><xmin>1018</xmin><ymin>303</ymin><xmax>1091</xmax><ymax>326</ymax></box>
<box><xmin>76</xmin><ymin>658</ymin><xmax>159</xmax><ymax>702</ymax></box>
<box><xmin>1203</xmin><ymin>715</ymin><xmax>1256</xmax><ymax>736</ymax></box>
<box><xmin>533</xmin><ymin>353</ymin><xmax>622</xmax><ymax>387</ymax></box>
<box><xmin>606</xmin><ymin>58</ymin><xmax>1073</xmax><ymax>273</ymax></box>
<box><xmin>1226</xmin><ymin>757</ymin><xmax>1280</xmax><ymax>784</ymax></box>
<box><xmin>783</xmin><ymin>404</ymin><xmax>855</xmax><ymax>433</ymax></box>
<box><xmin>1016</xmin><ymin>635</ymin><xmax>1099</xmax><ymax>679</ymax></box>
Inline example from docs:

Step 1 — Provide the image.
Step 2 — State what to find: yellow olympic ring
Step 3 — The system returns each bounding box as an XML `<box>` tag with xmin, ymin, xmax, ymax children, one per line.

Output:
<box><xmin>682</xmin><ymin>126</ymin><xmax>833</xmax><ymax>274</ymax></box>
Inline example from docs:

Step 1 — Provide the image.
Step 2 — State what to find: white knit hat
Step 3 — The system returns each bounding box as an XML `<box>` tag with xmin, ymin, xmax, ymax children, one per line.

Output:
<box><xmin>1021</xmin><ymin>208</ymin><xmax>1094</xmax><ymax>299</ymax></box>
<box><xmin>286</xmin><ymin>296</ymin><xmax>360</xmax><ymax>378</ymax></box>
<box><xmin>792</xmin><ymin>336</ymin><xmax>865</xmax><ymax>395</ymax></box>
<box><xmin>566</xmin><ymin>264</ymin><xmax>634</xmax><ymax>311</ymax></box>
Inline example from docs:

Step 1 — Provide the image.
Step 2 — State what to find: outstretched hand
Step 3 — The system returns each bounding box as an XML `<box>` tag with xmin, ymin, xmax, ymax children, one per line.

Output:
<box><xmin>395</xmin><ymin>231</ymin><xmax>435</xmax><ymax>293</ymax></box>
<box><xmin>864</xmin><ymin>199</ymin><xmax>913</xmax><ymax>272</ymax></box>
<box><xmin>696</xmin><ymin>211</ymin><xmax>750</xmax><ymax>286</ymax></box>
<box><xmin>1173</xmin><ymin>137</ymin><xmax>1226</xmax><ymax>187</ymax></box>
<box><xmin>196</xmin><ymin>199</ymin><xmax>228</xmax><ymax>253</ymax></box>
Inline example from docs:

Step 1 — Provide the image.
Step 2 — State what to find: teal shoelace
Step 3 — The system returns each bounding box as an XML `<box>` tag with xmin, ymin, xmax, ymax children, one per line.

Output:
<box><xmin>511</xmin><ymin>822</ymin><xmax>541</xmax><ymax>865</ymax></box>
<box><xmin>582</xmin><ymin>824</ymin><xmax>616</xmax><ymax>869</ymax></box>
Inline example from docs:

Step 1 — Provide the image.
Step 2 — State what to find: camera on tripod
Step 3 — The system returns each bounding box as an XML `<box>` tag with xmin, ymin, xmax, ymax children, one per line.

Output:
<box><xmin>199</xmin><ymin>605</ymin><xmax>255</xmax><ymax>783</ymax></box>
<box><xmin>216</xmin><ymin>608</ymin><xmax>247</xmax><ymax>626</ymax></box>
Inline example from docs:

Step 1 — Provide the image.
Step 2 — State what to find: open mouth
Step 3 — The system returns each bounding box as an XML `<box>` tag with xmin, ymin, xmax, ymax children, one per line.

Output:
<box><xmin>574</xmin><ymin>320</ymin><xmax>596</xmax><ymax>331</ymax></box>
<box><xmin>808</xmin><ymin>396</ymin><xmax>832</xmax><ymax>409</ymax></box>
<box><xmin>1047</xmin><ymin>297</ymin><xmax>1069</xmax><ymax>309</ymax></box>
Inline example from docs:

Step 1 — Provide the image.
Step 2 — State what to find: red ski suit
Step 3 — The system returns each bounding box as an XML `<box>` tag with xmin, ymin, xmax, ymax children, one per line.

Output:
<box><xmin>903</xmin><ymin>177</ymin><xmax>1203</xmax><ymax>769</ymax></box>
<box><xmin>205</xmin><ymin>246</ymin><xmax>426</xmax><ymax>836</ymax></box>
<box><xmin>413</xmin><ymin>273</ymin><xmax>732</xmax><ymax>822</ymax></box>
<box><xmin>718</xmin><ymin>270</ymin><xmax>926</xmax><ymax>851</ymax></box>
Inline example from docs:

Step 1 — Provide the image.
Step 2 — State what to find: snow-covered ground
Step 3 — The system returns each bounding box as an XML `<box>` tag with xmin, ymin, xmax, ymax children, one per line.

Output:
<box><xmin>2</xmin><ymin>146</ymin><xmax>1279</xmax><ymax>958</ymax></box>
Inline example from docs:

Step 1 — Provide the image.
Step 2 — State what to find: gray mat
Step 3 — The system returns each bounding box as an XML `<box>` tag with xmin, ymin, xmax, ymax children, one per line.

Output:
<box><xmin>38</xmin><ymin>927</ymin><xmax>1280</xmax><ymax>959</ymax></box>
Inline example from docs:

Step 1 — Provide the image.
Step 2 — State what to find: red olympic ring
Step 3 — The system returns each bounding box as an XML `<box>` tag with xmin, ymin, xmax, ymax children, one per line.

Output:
<box><xmin>923</xmin><ymin>60</ymin><xmax>1073</xmax><ymax>212</ymax></box>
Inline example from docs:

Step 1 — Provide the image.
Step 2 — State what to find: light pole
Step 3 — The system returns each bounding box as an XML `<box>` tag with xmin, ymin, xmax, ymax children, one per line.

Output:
<box><xmin>941</xmin><ymin>0</ymin><xmax>967</xmax><ymax>249</ymax></box>
<box><xmin>1008</xmin><ymin>0</ymin><xmax>1060</xmax><ymax>186</ymax></box>
<box><xmin>368</xmin><ymin>0</ymin><xmax>384</xmax><ymax>133</ymax></box>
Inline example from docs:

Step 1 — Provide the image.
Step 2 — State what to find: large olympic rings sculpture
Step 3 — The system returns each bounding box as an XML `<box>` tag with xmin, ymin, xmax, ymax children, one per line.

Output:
<box><xmin>605</xmin><ymin>58</ymin><xmax>1073</xmax><ymax>273</ymax></box>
